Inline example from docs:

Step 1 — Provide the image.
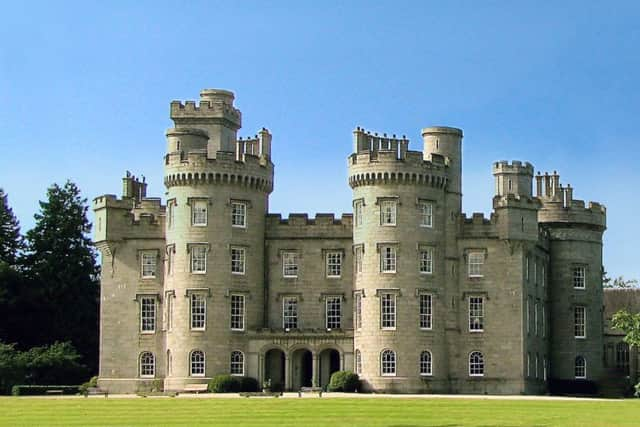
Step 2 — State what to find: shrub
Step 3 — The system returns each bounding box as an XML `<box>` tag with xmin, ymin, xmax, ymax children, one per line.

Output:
<box><xmin>548</xmin><ymin>379</ymin><xmax>598</xmax><ymax>395</ymax></box>
<box><xmin>208</xmin><ymin>375</ymin><xmax>241</xmax><ymax>393</ymax></box>
<box><xmin>11</xmin><ymin>385</ymin><xmax>80</xmax><ymax>396</ymax></box>
<box><xmin>328</xmin><ymin>371</ymin><xmax>360</xmax><ymax>392</ymax></box>
<box><xmin>240</xmin><ymin>377</ymin><xmax>259</xmax><ymax>392</ymax></box>
<box><xmin>79</xmin><ymin>376</ymin><xmax>99</xmax><ymax>395</ymax></box>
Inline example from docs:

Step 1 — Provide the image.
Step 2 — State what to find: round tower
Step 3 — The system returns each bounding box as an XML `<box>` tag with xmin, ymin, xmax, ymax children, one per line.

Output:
<box><xmin>164</xmin><ymin>90</ymin><xmax>273</xmax><ymax>390</ymax></box>
<box><xmin>537</xmin><ymin>173</ymin><xmax>606</xmax><ymax>386</ymax></box>
<box><xmin>348</xmin><ymin>127</ymin><xmax>456</xmax><ymax>392</ymax></box>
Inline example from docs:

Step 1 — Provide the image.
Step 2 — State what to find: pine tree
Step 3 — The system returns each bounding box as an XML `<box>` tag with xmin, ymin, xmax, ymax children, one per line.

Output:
<box><xmin>22</xmin><ymin>181</ymin><xmax>99</xmax><ymax>371</ymax></box>
<box><xmin>0</xmin><ymin>188</ymin><xmax>24</xmax><ymax>266</ymax></box>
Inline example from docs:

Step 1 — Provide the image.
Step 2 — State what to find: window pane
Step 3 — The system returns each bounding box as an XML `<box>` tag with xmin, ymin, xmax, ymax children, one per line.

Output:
<box><xmin>420</xmin><ymin>294</ymin><xmax>432</xmax><ymax>329</ymax></box>
<box><xmin>231</xmin><ymin>295</ymin><xmax>245</xmax><ymax>330</ymax></box>
<box><xmin>141</xmin><ymin>298</ymin><xmax>155</xmax><ymax>332</ymax></box>
<box><xmin>191</xmin><ymin>246</ymin><xmax>207</xmax><ymax>273</ymax></box>
<box><xmin>326</xmin><ymin>297</ymin><xmax>341</xmax><ymax>329</ymax></box>
<box><xmin>231</xmin><ymin>248</ymin><xmax>245</xmax><ymax>274</ymax></box>
<box><xmin>283</xmin><ymin>297</ymin><xmax>298</xmax><ymax>329</ymax></box>
<box><xmin>380</xmin><ymin>246</ymin><xmax>396</xmax><ymax>273</ymax></box>
<box><xmin>191</xmin><ymin>294</ymin><xmax>206</xmax><ymax>330</ymax></box>
<box><xmin>420</xmin><ymin>351</ymin><xmax>432</xmax><ymax>376</ymax></box>
<box><xmin>141</xmin><ymin>252</ymin><xmax>156</xmax><ymax>278</ymax></box>
<box><xmin>381</xmin><ymin>350</ymin><xmax>396</xmax><ymax>375</ymax></box>
<box><xmin>420</xmin><ymin>248</ymin><xmax>433</xmax><ymax>274</ymax></box>
<box><xmin>231</xmin><ymin>202</ymin><xmax>246</xmax><ymax>227</ymax></box>
<box><xmin>326</xmin><ymin>252</ymin><xmax>342</xmax><ymax>277</ymax></box>
<box><xmin>420</xmin><ymin>202</ymin><xmax>433</xmax><ymax>227</ymax></box>
<box><xmin>230</xmin><ymin>351</ymin><xmax>244</xmax><ymax>375</ymax></box>
<box><xmin>381</xmin><ymin>294</ymin><xmax>396</xmax><ymax>329</ymax></box>
<box><xmin>380</xmin><ymin>201</ymin><xmax>396</xmax><ymax>226</ymax></box>
<box><xmin>469</xmin><ymin>297</ymin><xmax>484</xmax><ymax>331</ymax></box>
<box><xmin>192</xmin><ymin>201</ymin><xmax>207</xmax><ymax>226</ymax></box>
<box><xmin>283</xmin><ymin>252</ymin><xmax>298</xmax><ymax>277</ymax></box>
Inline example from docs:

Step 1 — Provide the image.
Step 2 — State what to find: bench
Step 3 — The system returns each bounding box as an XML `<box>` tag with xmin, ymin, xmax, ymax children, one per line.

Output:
<box><xmin>45</xmin><ymin>389</ymin><xmax>64</xmax><ymax>395</ymax></box>
<box><xmin>298</xmin><ymin>387</ymin><xmax>322</xmax><ymax>397</ymax></box>
<box><xmin>85</xmin><ymin>387</ymin><xmax>109</xmax><ymax>398</ymax></box>
<box><xmin>183</xmin><ymin>384</ymin><xmax>208</xmax><ymax>394</ymax></box>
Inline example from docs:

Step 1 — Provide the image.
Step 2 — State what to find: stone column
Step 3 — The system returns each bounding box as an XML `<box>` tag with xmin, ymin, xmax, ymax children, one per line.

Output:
<box><xmin>312</xmin><ymin>353</ymin><xmax>318</xmax><ymax>387</ymax></box>
<box><xmin>258</xmin><ymin>354</ymin><xmax>264</xmax><ymax>388</ymax></box>
<box><xmin>284</xmin><ymin>355</ymin><xmax>291</xmax><ymax>391</ymax></box>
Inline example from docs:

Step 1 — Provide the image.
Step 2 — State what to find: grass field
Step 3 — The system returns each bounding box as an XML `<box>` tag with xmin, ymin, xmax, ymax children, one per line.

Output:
<box><xmin>1</xmin><ymin>396</ymin><xmax>639</xmax><ymax>427</ymax></box>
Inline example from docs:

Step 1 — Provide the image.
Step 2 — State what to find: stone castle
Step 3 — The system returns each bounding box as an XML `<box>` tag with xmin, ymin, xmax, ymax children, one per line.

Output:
<box><xmin>94</xmin><ymin>89</ymin><xmax>611</xmax><ymax>394</ymax></box>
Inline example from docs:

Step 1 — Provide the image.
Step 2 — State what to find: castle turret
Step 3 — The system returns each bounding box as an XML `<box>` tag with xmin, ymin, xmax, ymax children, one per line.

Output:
<box><xmin>170</xmin><ymin>89</ymin><xmax>242</xmax><ymax>158</ymax></box>
<box><xmin>348</xmin><ymin>126</ymin><xmax>455</xmax><ymax>392</ymax></box>
<box><xmin>537</xmin><ymin>172</ymin><xmax>606</xmax><ymax>386</ymax></box>
<box><xmin>492</xmin><ymin>161</ymin><xmax>540</xmax><ymax>241</ymax></box>
<box><xmin>164</xmin><ymin>90</ymin><xmax>273</xmax><ymax>391</ymax></box>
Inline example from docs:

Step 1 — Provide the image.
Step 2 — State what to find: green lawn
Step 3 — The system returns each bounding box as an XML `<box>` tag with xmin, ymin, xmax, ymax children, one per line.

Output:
<box><xmin>0</xmin><ymin>397</ymin><xmax>638</xmax><ymax>427</ymax></box>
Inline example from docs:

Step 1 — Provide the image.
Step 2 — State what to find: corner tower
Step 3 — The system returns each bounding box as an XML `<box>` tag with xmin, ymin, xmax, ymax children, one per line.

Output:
<box><xmin>348</xmin><ymin>126</ymin><xmax>460</xmax><ymax>392</ymax></box>
<box><xmin>164</xmin><ymin>90</ymin><xmax>273</xmax><ymax>390</ymax></box>
<box><xmin>536</xmin><ymin>172</ymin><xmax>606</xmax><ymax>386</ymax></box>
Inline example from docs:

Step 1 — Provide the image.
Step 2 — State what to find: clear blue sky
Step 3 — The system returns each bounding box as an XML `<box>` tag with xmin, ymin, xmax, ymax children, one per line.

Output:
<box><xmin>1</xmin><ymin>1</ymin><xmax>638</xmax><ymax>280</ymax></box>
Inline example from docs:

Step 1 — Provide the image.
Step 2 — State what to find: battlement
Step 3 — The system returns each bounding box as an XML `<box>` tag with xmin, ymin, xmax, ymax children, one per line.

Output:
<box><xmin>352</xmin><ymin>127</ymin><xmax>410</xmax><ymax>156</ymax></box>
<box><xmin>170</xmin><ymin>88</ymin><xmax>242</xmax><ymax>129</ymax></box>
<box><xmin>493</xmin><ymin>193</ymin><xmax>541</xmax><ymax>209</ymax></box>
<box><xmin>93</xmin><ymin>194</ymin><xmax>133</xmax><ymax>212</ymax></box>
<box><xmin>493</xmin><ymin>160</ymin><xmax>534</xmax><ymax>176</ymax></box>
<box><xmin>93</xmin><ymin>193</ymin><xmax>165</xmax><ymax>244</ymax></box>
<box><xmin>266</xmin><ymin>213</ymin><xmax>353</xmax><ymax>240</ymax></box>
<box><xmin>460</xmin><ymin>212</ymin><xmax>497</xmax><ymax>238</ymax></box>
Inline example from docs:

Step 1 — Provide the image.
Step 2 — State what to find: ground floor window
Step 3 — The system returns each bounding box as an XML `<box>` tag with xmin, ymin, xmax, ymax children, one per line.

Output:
<box><xmin>420</xmin><ymin>351</ymin><xmax>432</xmax><ymax>376</ymax></box>
<box><xmin>469</xmin><ymin>351</ymin><xmax>484</xmax><ymax>376</ymax></box>
<box><xmin>140</xmin><ymin>351</ymin><xmax>155</xmax><ymax>378</ymax></box>
<box><xmin>190</xmin><ymin>350</ymin><xmax>205</xmax><ymax>376</ymax></box>
<box><xmin>575</xmin><ymin>356</ymin><xmax>586</xmax><ymax>379</ymax></box>
<box><xmin>381</xmin><ymin>349</ymin><xmax>396</xmax><ymax>376</ymax></box>
<box><xmin>230</xmin><ymin>351</ymin><xmax>244</xmax><ymax>376</ymax></box>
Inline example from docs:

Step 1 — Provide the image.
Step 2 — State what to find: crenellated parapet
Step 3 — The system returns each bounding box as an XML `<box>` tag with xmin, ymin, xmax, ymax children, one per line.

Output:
<box><xmin>536</xmin><ymin>170</ymin><xmax>606</xmax><ymax>231</ymax></box>
<box><xmin>170</xmin><ymin>88</ymin><xmax>241</xmax><ymax>130</ymax></box>
<box><xmin>265</xmin><ymin>213</ymin><xmax>353</xmax><ymax>240</ymax></box>
<box><xmin>93</xmin><ymin>194</ymin><xmax>165</xmax><ymax>244</ymax></box>
<box><xmin>348</xmin><ymin>129</ymin><xmax>449</xmax><ymax>189</ymax></box>
<box><xmin>493</xmin><ymin>160</ymin><xmax>534</xmax><ymax>176</ymax></box>
<box><xmin>460</xmin><ymin>212</ymin><xmax>498</xmax><ymax>238</ymax></box>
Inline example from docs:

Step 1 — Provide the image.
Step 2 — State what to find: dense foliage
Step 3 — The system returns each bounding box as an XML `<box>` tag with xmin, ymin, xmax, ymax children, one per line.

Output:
<box><xmin>328</xmin><ymin>370</ymin><xmax>360</xmax><ymax>392</ymax></box>
<box><xmin>0</xmin><ymin>341</ymin><xmax>87</xmax><ymax>394</ymax></box>
<box><xmin>0</xmin><ymin>181</ymin><xmax>98</xmax><ymax>393</ymax></box>
<box><xmin>208</xmin><ymin>375</ymin><xmax>261</xmax><ymax>393</ymax></box>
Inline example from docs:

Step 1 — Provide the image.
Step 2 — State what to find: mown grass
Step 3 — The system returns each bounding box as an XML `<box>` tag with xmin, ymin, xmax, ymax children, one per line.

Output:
<box><xmin>0</xmin><ymin>396</ymin><xmax>638</xmax><ymax>427</ymax></box>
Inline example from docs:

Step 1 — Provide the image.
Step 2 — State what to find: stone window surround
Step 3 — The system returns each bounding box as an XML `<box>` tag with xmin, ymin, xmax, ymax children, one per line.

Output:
<box><xmin>416</xmin><ymin>198</ymin><xmax>435</xmax><ymax>228</ymax></box>
<box><xmin>187</xmin><ymin>197</ymin><xmax>211</xmax><ymax>227</ymax></box>
<box><xmin>376</xmin><ymin>196</ymin><xmax>400</xmax><ymax>227</ymax></box>
<box><xmin>137</xmin><ymin>249</ymin><xmax>160</xmax><ymax>280</ymax></box>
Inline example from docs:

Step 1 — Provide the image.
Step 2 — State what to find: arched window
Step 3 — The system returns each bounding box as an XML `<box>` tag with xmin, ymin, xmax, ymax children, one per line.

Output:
<box><xmin>190</xmin><ymin>350</ymin><xmax>205</xmax><ymax>377</ymax></box>
<box><xmin>355</xmin><ymin>349</ymin><xmax>362</xmax><ymax>374</ymax></box>
<box><xmin>140</xmin><ymin>351</ymin><xmax>155</xmax><ymax>378</ymax></box>
<box><xmin>230</xmin><ymin>351</ymin><xmax>244</xmax><ymax>376</ymax></box>
<box><xmin>420</xmin><ymin>351</ymin><xmax>432</xmax><ymax>376</ymax></box>
<box><xmin>575</xmin><ymin>356</ymin><xmax>586</xmax><ymax>379</ymax></box>
<box><xmin>469</xmin><ymin>351</ymin><xmax>484</xmax><ymax>376</ymax></box>
<box><xmin>381</xmin><ymin>349</ymin><xmax>396</xmax><ymax>376</ymax></box>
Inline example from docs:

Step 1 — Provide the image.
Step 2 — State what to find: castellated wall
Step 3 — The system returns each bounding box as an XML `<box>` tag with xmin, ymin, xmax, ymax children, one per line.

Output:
<box><xmin>93</xmin><ymin>89</ymin><xmax>608</xmax><ymax>395</ymax></box>
<box><xmin>93</xmin><ymin>195</ymin><xmax>166</xmax><ymax>393</ymax></box>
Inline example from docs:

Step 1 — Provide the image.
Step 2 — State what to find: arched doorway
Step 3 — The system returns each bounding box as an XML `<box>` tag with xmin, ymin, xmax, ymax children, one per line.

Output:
<box><xmin>264</xmin><ymin>349</ymin><xmax>285</xmax><ymax>391</ymax></box>
<box><xmin>318</xmin><ymin>348</ymin><xmax>340</xmax><ymax>389</ymax></box>
<box><xmin>291</xmin><ymin>349</ymin><xmax>313</xmax><ymax>390</ymax></box>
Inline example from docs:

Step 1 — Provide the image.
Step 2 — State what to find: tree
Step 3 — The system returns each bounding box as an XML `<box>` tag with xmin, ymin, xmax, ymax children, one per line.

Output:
<box><xmin>22</xmin><ymin>181</ymin><xmax>99</xmax><ymax>372</ymax></box>
<box><xmin>612</xmin><ymin>310</ymin><xmax>640</xmax><ymax>348</ymax></box>
<box><xmin>0</xmin><ymin>188</ymin><xmax>24</xmax><ymax>266</ymax></box>
<box><xmin>603</xmin><ymin>275</ymin><xmax>639</xmax><ymax>288</ymax></box>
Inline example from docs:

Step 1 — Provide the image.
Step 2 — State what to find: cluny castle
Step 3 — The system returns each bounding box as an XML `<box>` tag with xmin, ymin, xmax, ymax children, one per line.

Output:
<box><xmin>95</xmin><ymin>88</ymin><xmax>625</xmax><ymax>395</ymax></box>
